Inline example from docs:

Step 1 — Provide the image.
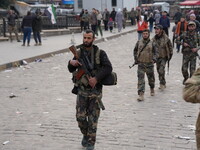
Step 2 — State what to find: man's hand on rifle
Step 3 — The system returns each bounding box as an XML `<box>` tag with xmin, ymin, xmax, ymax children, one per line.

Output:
<box><xmin>192</xmin><ymin>48</ymin><xmax>198</xmax><ymax>53</ymax></box>
<box><xmin>183</xmin><ymin>42</ymin><xmax>189</xmax><ymax>47</ymax></box>
<box><xmin>88</xmin><ymin>77</ymin><xmax>97</xmax><ymax>88</ymax></box>
<box><xmin>70</xmin><ymin>60</ymin><xmax>82</xmax><ymax>67</ymax></box>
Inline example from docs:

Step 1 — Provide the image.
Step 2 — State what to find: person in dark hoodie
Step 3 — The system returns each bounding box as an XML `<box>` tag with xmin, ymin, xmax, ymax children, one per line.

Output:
<box><xmin>32</xmin><ymin>10</ymin><xmax>42</xmax><ymax>46</ymax></box>
<box><xmin>159</xmin><ymin>11</ymin><xmax>170</xmax><ymax>36</ymax></box>
<box><xmin>21</xmin><ymin>11</ymin><xmax>34</xmax><ymax>46</ymax></box>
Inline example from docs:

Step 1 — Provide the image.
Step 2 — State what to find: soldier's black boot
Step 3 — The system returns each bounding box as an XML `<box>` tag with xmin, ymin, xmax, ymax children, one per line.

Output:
<box><xmin>81</xmin><ymin>135</ymin><xmax>88</xmax><ymax>147</ymax></box>
<box><xmin>86</xmin><ymin>144</ymin><xmax>94</xmax><ymax>150</ymax></box>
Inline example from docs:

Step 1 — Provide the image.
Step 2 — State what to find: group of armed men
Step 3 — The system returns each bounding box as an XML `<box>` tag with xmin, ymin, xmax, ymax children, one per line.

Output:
<box><xmin>134</xmin><ymin>20</ymin><xmax>200</xmax><ymax>101</ymax></box>
<box><xmin>67</xmin><ymin>12</ymin><xmax>200</xmax><ymax>150</ymax></box>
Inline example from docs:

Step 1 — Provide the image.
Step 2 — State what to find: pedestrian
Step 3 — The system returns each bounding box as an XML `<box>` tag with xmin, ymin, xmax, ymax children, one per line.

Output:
<box><xmin>115</xmin><ymin>8</ymin><xmax>124</xmax><ymax>32</ymax></box>
<box><xmin>176</xmin><ymin>21</ymin><xmax>200</xmax><ymax>84</ymax></box>
<box><xmin>122</xmin><ymin>7</ymin><xmax>128</xmax><ymax>29</ymax></box>
<box><xmin>102</xmin><ymin>8</ymin><xmax>110</xmax><ymax>31</ymax></box>
<box><xmin>137</xmin><ymin>15</ymin><xmax>148</xmax><ymax>40</ymax></box>
<box><xmin>21</xmin><ymin>11</ymin><xmax>34</xmax><ymax>46</ymax></box>
<box><xmin>172</xmin><ymin>21</ymin><xmax>178</xmax><ymax>49</ymax></box>
<box><xmin>96</xmin><ymin>10</ymin><xmax>103</xmax><ymax>38</ymax></box>
<box><xmin>79</xmin><ymin>9</ymin><xmax>85</xmax><ymax>32</ymax></box>
<box><xmin>175</xmin><ymin>16</ymin><xmax>188</xmax><ymax>53</ymax></box>
<box><xmin>159</xmin><ymin>11</ymin><xmax>170</xmax><ymax>36</ymax></box>
<box><xmin>154</xmin><ymin>10</ymin><xmax>161</xmax><ymax>26</ymax></box>
<box><xmin>6</xmin><ymin>10</ymin><xmax>21</xmax><ymax>42</ymax></box>
<box><xmin>90</xmin><ymin>8</ymin><xmax>98</xmax><ymax>34</ymax></box>
<box><xmin>32</xmin><ymin>10</ymin><xmax>42</xmax><ymax>46</ymax></box>
<box><xmin>82</xmin><ymin>9</ymin><xmax>90</xmax><ymax>31</ymax></box>
<box><xmin>129</xmin><ymin>8</ymin><xmax>137</xmax><ymax>25</ymax></box>
<box><xmin>148</xmin><ymin>13</ymin><xmax>155</xmax><ymax>32</ymax></box>
<box><xmin>173</xmin><ymin>9</ymin><xmax>182</xmax><ymax>23</ymax></box>
<box><xmin>108</xmin><ymin>17</ymin><xmax>114</xmax><ymax>32</ymax></box>
<box><xmin>152</xmin><ymin>25</ymin><xmax>173</xmax><ymax>90</ymax></box>
<box><xmin>110</xmin><ymin>8</ymin><xmax>116</xmax><ymax>27</ymax></box>
<box><xmin>189</xmin><ymin>14</ymin><xmax>200</xmax><ymax>33</ymax></box>
<box><xmin>183</xmin><ymin>67</ymin><xmax>200</xmax><ymax>150</ymax></box>
<box><xmin>133</xmin><ymin>29</ymin><xmax>158</xmax><ymax>101</ymax></box>
<box><xmin>68</xmin><ymin>29</ymin><xmax>113</xmax><ymax>150</ymax></box>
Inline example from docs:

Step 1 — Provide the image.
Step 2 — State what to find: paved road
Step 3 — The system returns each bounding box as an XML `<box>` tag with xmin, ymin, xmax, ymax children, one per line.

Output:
<box><xmin>0</xmin><ymin>30</ymin><xmax>199</xmax><ymax>150</ymax></box>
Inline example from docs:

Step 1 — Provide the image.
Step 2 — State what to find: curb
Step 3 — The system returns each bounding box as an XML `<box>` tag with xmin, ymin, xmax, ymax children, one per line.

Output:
<box><xmin>0</xmin><ymin>29</ymin><xmax>136</xmax><ymax>72</ymax></box>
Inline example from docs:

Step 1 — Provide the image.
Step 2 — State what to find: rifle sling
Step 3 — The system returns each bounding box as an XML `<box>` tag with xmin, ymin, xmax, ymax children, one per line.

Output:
<box><xmin>138</xmin><ymin>39</ymin><xmax>150</xmax><ymax>58</ymax></box>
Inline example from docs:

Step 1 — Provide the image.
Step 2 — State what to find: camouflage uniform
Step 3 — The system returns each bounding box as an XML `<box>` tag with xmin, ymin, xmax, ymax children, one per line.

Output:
<box><xmin>176</xmin><ymin>31</ymin><xmax>200</xmax><ymax>83</ymax></box>
<box><xmin>152</xmin><ymin>32</ymin><xmax>173</xmax><ymax>87</ymax></box>
<box><xmin>183</xmin><ymin>68</ymin><xmax>200</xmax><ymax>149</ymax></box>
<box><xmin>134</xmin><ymin>38</ymin><xmax>158</xmax><ymax>95</ymax></box>
<box><xmin>68</xmin><ymin>45</ymin><xmax>112</xmax><ymax>148</ymax></box>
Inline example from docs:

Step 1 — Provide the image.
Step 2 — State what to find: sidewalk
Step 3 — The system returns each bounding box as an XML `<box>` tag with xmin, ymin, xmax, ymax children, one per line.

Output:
<box><xmin>0</xmin><ymin>26</ymin><xmax>137</xmax><ymax>71</ymax></box>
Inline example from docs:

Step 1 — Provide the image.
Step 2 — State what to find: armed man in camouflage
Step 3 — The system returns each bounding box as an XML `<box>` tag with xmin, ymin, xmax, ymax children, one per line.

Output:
<box><xmin>152</xmin><ymin>25</ymin><xmax>173</xmax><ymax>90</ymax></box>
<box><xmin>134</xmin><ymin>29</ymin><xmax>158</xmax><ymax>101</ymax></box>
<box><xmin>68</xmin><ymin>29</ymin><xmax>112</xmax><ymax>150</ymax></box>
<box><xmin>176</xmin><ymin>21</ymin><xmax>200</xmax><ymax>84</ymax></box>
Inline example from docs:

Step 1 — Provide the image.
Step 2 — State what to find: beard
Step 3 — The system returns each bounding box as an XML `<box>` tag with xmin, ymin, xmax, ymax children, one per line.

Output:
<box><xmin>83</xmin><ymin>41</ymin><xmax>93</xmax><ymax>48</ymax></box>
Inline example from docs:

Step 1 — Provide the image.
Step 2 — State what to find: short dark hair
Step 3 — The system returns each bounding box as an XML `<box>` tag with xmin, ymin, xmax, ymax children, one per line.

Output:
<box><xmin>84</xmin><ymin>29</ymin><xmax>95</xmax><ymax>38</ymax></box>
<box><xmin>142</xmin><ymin>29</ymin><xmax>150</xmax><ymax>33</ymax></box>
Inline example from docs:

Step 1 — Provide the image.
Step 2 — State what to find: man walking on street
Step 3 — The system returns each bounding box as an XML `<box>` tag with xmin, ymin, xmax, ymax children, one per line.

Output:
<box><xmin>68</xmin><ymin>29</ymin><xmax>113</xmax><ymax>150</ymax></box>
<box><xmin>90</xmin><ymin>8</ymin><xmax>98</xmax><ymax>35</ymax></box>
<box><xmin>7</xmin><ymin>10</ymin><xmax>21</xmax><ymax>42</ymax></box>
<box><xmin>134</xmin><ymin>29</ymin><xmax>158</xmax><ymax>101</ymax></box>
<box><xmin>102</xmin><ymin>8</ymin><xmax>110</xmax><ymax>31</ymax></box>
<box><xmin>152</xmin><ymin>25</ymin><xmax>173</xmax><ymax>90</ymax></box>
<box><xmin>159</xmin><ymin>11</ymin><xmax>170</xmax><ymax>36</ymax></box>
<box><xmin>176</xmin><ymin>21</ymin><xmax>200</xmax><ymax>84</ymax></box>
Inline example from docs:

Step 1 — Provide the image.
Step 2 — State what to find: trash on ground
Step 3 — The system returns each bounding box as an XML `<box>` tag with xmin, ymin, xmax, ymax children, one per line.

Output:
<box><xmin>3</xmin><ymin>141</ymin><xmax>10</xmax><ymax>145</ymax></box>
<box><xmin>4</xmin><ymin>70</ymin><xmax>12</xmax><ymax>73</ymax></box>
<box><xmin>171</xmin><ymin>109</ymin><xmax>175</xmax><ymax>112</ymax></box>
<box><xmin>35</xmin><ymin>59</ymin><xmax>42</xmax><ymax>62</ymax></box>
<box><xmin>16</xmin><ymin>111</ymin><xmax>22</xmax><ymax>114</ymax></box>
<box><xmin>56</xmin><ymin>98</ymin><xmax>62</xmax><ymax>101</ymax></box>
<box><xmin>43</xmin><ymin>112</ymin><xmax>49</xmax><ymax>114</ymax></box>
<box><xmin>175</xmin><ymin>135</ymin><xmax>191</xmax><ymax>140</ymax></box>
<box><xmin>9</xmin><ymin>93</ymin><xmax>17</xmax><ymax>98</ymax></box>
<box><xmin>169</xmin><ymin>100</ymin><xmax>177</xmax><ymax>103</ymax></box>
<box><xmin>22</xmin><ymin>60</ymin><xmax>28</xmax><ymax>65</ymax></box>
<box><xmin>187</xmin><ymin>125</ymin><xmax>196</xmax><ymax>131</ymax></box>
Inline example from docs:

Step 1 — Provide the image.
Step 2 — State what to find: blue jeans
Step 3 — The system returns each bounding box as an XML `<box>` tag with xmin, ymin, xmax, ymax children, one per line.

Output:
<box><xmin>33</xmin><ymin>31</ymin><xmax>41</xmax><ymax>43</ymax></box>
<box><xmin>23</xmin><ymin>27</ymin><xmax>32</xmax><ymax>44</ymax></box>
<box><xmin>149</xmin><ymin>24</ymin><xmax>153</xmax><ymax>32</ymax></box>
<box><xmin>138</xmin><ymin>33</ymin><xmax>142</xmax><ymax>40</ymax></box>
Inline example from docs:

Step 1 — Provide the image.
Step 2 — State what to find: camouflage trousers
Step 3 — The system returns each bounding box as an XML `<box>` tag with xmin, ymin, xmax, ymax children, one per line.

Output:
<box><xmin>137</xmin><ymin>63</ymin><xmax>155</xmax><ymax>95</ymax></box>
<box><xmin>156</xmin><ymin>58</ymin><xmax>167</xmax><ymax>85</ymax></box>
<box><xmin>76</xmin><ymin>93</ymin><xmax>101</xmax><ymax>146</ymax></box>
<box><xmin>182</xmin><ymin>53</ymin><xmax>197</xmax><ymax>81</ymax></box>
<box><xmin>8</xmin><ymin>25</ymin><xmax>20</xmax><ymax>41</ymax></box>
<box><xmin>196</xmin><ymin>112</ymin><xmax>200</xmax><ymax>150</ymax></box>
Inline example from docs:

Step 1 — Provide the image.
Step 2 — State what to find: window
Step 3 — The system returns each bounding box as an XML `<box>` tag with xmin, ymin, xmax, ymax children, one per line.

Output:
<box><xmin>112</xmin><ymin>0</ymin><xmax>117</xmax><ymax>7</ymax></box>
<box><xmin>78</xmin><ymin>0</ymin><xmax>83</xmax><ymax>9</ymax></box>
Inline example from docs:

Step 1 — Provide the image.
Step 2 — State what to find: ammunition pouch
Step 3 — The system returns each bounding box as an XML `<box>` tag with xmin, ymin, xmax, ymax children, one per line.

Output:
<box><xmin>101</xmin><ymin>72</ymin><xmax>117</xmax><ymax>86</ymax></box>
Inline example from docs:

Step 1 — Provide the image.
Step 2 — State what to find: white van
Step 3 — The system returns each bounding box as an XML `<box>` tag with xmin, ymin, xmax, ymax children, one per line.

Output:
<box><xmin>152</xmin><ymin>2</ymin><xmax>170</xmax><ymax>13</ymax></box>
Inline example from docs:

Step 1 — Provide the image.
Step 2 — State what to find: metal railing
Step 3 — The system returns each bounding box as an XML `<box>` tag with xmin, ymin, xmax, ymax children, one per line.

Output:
<box><xmin>0</xmin><ymin>15</ymin><xmax>80</xmax><ymax>37</ymax></box>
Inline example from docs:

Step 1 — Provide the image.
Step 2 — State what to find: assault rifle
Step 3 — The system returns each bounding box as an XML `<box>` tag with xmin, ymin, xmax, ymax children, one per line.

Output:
<box><xmin>69</xmin><ymin>45</ymin><xmax>105</xmax><ymax>110</ymax></box>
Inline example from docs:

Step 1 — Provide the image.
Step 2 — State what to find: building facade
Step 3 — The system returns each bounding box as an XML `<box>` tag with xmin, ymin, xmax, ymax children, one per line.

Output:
<box><xmin>74</xmin><ymin>0</ymin><xmax>138</xmax><ymax>12</ymax></box>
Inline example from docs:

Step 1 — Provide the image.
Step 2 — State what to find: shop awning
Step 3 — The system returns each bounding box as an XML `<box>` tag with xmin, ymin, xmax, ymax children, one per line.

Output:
<box><xmin>179</xmin><ymin>0</ymin><xmax>200</xmax><ymax>6</ymax></box>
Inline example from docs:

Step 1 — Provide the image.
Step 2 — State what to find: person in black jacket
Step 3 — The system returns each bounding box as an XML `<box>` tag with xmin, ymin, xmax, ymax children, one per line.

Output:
<box><xmin>21</xmin><ymin>11</ymin><xmax>34</xmax><ymax>46</ymax></box>
<box><xmin>68</xmin><ymin>29</ymin><xmax>112</xmax><ymax>150</ymax></box>
<box><xmin>32</xmin><ymin>10</ymin><xmax>42</xmax><ymax>46</ymax></box>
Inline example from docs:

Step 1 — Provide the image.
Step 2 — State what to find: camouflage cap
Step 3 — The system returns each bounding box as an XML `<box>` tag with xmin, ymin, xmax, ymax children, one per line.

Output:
<box><xmin>188</xmin><ymin>21</ymin><xmax>196</xmax><ymax>27</ymax></box>
<box><xmin>154</xmin><ymin>25</ymin><xmax>163</xmax><ymax>29</ymax></box>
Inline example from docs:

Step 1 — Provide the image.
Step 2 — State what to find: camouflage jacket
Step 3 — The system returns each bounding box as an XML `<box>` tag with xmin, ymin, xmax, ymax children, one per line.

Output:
<box><xmin>152</xmin><ymin>33</ymin><xmax>173</xmax><ymax>59</ymax></box>
<box><xmin>134</xmin><ymin>38</ymin><xmax>158</xmax><ymax>63</ymax></box>
<box><xmin>176</xmin><ymin>31</ymin><xmax>200</xmax><ymax>54</ymax></box>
